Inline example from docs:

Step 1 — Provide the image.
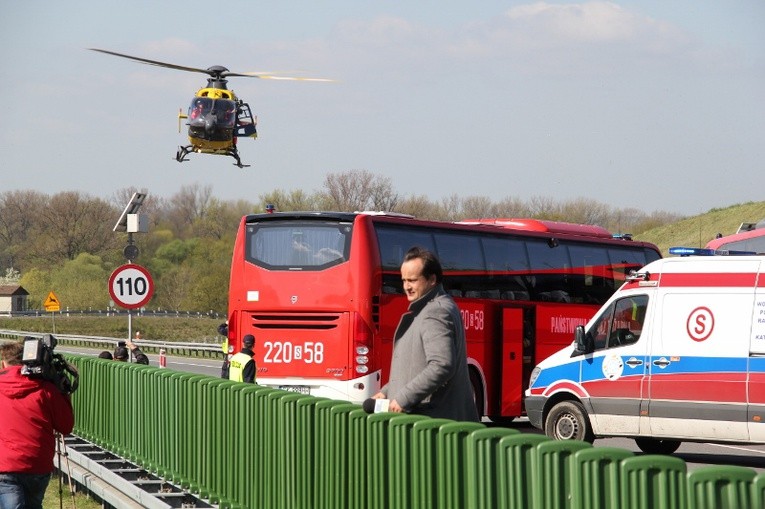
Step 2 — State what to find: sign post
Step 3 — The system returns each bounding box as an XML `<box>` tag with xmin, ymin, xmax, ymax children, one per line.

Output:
<box><xmin>108</xmin><ymin>264</ymin><xmax>154</xmax><ymax>341</ymax></box>
<box><xmin>113</xmin><ymin>191</ymin><xmax>150</xmax><ymax>346</ymax></box>
<box><xmin>43</xmin><ymin>291</ymin><xmax>61</xmax><ymax>334</ymax></box>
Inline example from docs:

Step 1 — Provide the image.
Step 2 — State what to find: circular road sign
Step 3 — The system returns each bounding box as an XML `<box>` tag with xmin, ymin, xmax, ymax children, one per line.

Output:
<box><xmin>108</xmin><ymin>263</ymin><xmax>154</xmax><ymax>309</ymax></box>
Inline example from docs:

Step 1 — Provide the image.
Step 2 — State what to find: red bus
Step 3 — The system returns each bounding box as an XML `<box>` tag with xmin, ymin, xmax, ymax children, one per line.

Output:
<box><xmin>705</xmin><ymin>220</ymin><xmax>765</xmax><ymax>254</ymax></box>
<box><xmin>225</xmin><ymin>211</ymin><xmax>661</xmax><ymax>420</ymax></box>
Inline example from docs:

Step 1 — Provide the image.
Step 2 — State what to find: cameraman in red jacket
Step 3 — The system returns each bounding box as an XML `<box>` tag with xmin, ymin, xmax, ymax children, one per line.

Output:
<box><xmin>0</xmin><ymin>341</ymin><xmax>74</xmax><ymax>509</ymax></box>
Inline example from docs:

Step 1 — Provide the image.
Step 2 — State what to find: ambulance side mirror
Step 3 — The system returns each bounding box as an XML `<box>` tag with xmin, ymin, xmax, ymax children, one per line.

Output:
<box><xmin>574</xmin><ymin>325</ymin><xmax>593</xmax><ymax>354</ymax></box>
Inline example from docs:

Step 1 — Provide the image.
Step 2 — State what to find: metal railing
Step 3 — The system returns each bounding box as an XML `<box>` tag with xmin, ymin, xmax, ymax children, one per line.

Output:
<box><xmin>67</xmin><ymin>355</ymin><xmax>765</xmax><ymax>509</ymax></box>
<box><xmin>0</xmin><ymin>330</ymin><xmax>222</xmax><ymax>358</ymax></box>
<box><xmin>2</xmin><ymin>309</ymin><xmax>224</xmax><ymax>319</ymax></box>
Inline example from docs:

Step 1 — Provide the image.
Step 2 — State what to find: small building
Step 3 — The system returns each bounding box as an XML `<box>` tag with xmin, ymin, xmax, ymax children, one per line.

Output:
<box><xmin>0</xmin><ymin>285</ymin><xmax>29</xmax><ymax>315</ymax></box>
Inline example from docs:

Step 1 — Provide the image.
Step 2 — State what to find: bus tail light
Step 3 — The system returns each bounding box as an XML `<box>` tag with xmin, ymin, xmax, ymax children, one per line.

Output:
<box><xmin>354</xmin><ymin>314</ymin><xmax>372</xmax><ymax>374</ymax></box>
<box><xmin>355</xmin><ymin>346</ymin><xmax>370</xmax><ymax>374</ymax></box>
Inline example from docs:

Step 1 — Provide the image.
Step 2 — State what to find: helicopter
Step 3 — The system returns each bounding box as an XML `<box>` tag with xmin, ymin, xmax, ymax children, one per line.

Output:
<box><xmin>89</xmin><ymin>48</ymin><xmax>332</xmax><ymax>168</ymax></box>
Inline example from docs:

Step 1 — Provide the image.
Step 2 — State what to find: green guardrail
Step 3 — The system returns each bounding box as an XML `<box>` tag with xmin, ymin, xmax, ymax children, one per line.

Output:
<box><xmin>67</xmin><ymin>355</ymin><xmax>765</xmax><ymax>509</ymax></box>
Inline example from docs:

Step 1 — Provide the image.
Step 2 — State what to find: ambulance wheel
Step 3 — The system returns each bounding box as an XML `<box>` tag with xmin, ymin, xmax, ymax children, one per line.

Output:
<box><xmin>544</xmin><ymin>400</ymin><xmax>595</xmax><ymax>443</ymax></box>
<box><xmin>634</xmin><ymin>437</ymin><xmax>681</xmax><ymax>455</ymax></box>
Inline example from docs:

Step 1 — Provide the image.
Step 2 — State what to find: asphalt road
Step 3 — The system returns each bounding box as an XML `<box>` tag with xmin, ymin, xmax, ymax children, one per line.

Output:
<box><xmin>62</xmin><ymin>344</ymin><xmax>223</xmax><ymax>377</ymax></box>
<box><xmin>500</xmin><ymin>418</ymin><xmax>765</xmax><ymax>473</ymax></box>
<box><xmin>64</xmin><ymin>346</ymin><xmax>765</xmax><ymax>474</ymax></box>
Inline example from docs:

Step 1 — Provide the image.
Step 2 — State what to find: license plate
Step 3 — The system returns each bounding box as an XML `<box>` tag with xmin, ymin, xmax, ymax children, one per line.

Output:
<box><xmin>279</xmin><ymin>385</ymin><xmax>310</xmax><ymax>395</ymax></box>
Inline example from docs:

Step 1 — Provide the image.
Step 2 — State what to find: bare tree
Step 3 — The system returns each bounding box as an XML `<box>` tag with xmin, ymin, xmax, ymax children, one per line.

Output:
<box><xmin>438</xmin><ymin>194</ymin><xmax>463</xmax><ymax>221</ymax></box>
<box><xmin>607</xmin><ymin>207</ymin><xmax>644</xmax><ymax>234</ymax></box>
<box><xmin>165</xmin><ymin>184</ymin><xmax>214</xmax><ymax>236</ymax></box>
<box><xmin>259</xmin><ymin>189</ymin><xmax>319</xmax><ymax>212</ymax></box>
<box><xmin>111</xmin><ymin>187</ymin><xmax>164</xmax><ymax>229</ymax></box>
<box><xmin>323</xmin><ymin>170</ymin><xmax>398</xmax><ymax>212</ymax></box>
<box><xmin>32</xmin><ymin>191</ymin><xmax>119</xmax><ymax>264</ymax></box>
<box><xmin>0</xmin><ymin>190</ymin><xmax>45</xmax><ymax>270</ymax></box>
<box><xmin>369</xmin><ymin>175</ymin><xmax>399</xmax><ymax>211</ymax></box>
<box><xmin>527</xmin><ymin>195</ymin><xmax>559</xmax><ymax>218</ymax></box>
<box><xmin>558</xmin><ymin>198</ymin><xmax>611</xmax><ymax>226</ymax></box>
<box><xmin>626</xmin><ymin>209</ymin><xmax>683</xmax><ymax>235</ymax></box>
<box><xmin>397</xmin><ymin>194</ymin><xmax>438</xmax><ymax>218</ymax></box>
<box><xmin>493</xmin><ymin>196</ymin><xmax>531</xmax><ymax>219</ymax></box>
<box><xmin>461</xmin><ymin>196</ymin><xmax>495</xmax><ymax>220</ymax></box>
<box><xmin>191</xmin><ymin>198</ymin><xmax>243</xmax><ymax>240</ymax></box>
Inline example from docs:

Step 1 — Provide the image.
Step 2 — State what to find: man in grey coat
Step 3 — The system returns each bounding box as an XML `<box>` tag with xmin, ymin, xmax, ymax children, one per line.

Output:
<box><xmin>373</xmin><ymin>247</ymin><xmax>479</xmax><ymax>422</ymax></box>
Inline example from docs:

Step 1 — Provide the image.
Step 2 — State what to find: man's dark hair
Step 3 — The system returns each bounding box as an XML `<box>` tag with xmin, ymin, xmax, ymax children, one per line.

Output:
<box><xmin>0</xmin><ymin>341</ymin><xmax>23</xmax><ymax>366</ymax></box>
<box><xmin>243</xmin><ymin>334</ymin><xmax>255</xmax><ymax>348</ymax></box>
<box><xmin>403</xmin><ymin>246</ymin><xmax>443</xmax><ymax>284</ymax></box>
<box><xmin>98</xmin><ymin>351</ymin><xmax>113</xmax><ymax>360</ymax></box>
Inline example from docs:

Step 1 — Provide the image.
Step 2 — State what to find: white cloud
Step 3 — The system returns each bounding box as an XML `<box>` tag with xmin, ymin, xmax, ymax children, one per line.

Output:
<box><xmin>504</xmin><ymin>2</ymin><xmax>646</xmax><ymax>43</ymax></box>
<box><xmin>322</xmin><ymin>2</ymin><xmax>707</xmax><ymax>78</ymax></box>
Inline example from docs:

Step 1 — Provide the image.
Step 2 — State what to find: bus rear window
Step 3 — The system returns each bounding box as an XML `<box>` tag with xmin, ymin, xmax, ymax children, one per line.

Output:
<box><xmin>246</xmin><ymin>222</ymin><xmax>352</xmax><ymax>270</ymax></box>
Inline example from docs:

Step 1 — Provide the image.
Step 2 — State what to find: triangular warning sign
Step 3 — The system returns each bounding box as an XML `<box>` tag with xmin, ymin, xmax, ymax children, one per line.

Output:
<box><xmin>44</xmin><ymin>291</ymin><xmax>60</xmax><ymax>311</ymax></box>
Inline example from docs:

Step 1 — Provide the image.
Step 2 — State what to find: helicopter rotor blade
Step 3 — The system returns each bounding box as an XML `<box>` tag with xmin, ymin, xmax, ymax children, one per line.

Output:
<box><xmin>228</xmin><ymin>72</ymin><xmax>334</xmax><ymax>82</ymax></box>
<box><xmin>89</xmin><ymin>48</ymin><xmax>217</xmax><ymax>76</ymax></box>
<box><xmin>89</xmin><ymin>48</ymin><xmax>334</xmax><ymax>82</ymax></box>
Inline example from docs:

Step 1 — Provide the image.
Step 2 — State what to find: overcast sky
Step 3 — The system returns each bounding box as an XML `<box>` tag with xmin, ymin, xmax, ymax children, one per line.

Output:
<box><xmin>1</xmin><ymin>1</ymin><xmax>762</xmax><ymax>215</ymax></box>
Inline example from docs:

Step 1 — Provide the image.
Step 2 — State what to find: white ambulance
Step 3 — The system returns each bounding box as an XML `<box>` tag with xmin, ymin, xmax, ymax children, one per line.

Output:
<box><xmin>524</xmin><ymin>249</ymin><xmax>765</xmax><ymax>454</ymax></box>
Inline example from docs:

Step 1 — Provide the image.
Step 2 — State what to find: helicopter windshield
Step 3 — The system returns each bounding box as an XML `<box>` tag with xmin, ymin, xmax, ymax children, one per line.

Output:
<box><xmin>187</xmin><ymin>97</ymin><xmax>237</xmax><ymax>129</ymax></box>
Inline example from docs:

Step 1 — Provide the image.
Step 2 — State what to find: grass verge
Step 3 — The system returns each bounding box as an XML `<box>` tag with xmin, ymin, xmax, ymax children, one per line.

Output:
<box><xmin>44</xmin><ymin>474</ymin><xmax>103</xmax><ymax>509</ymax></box>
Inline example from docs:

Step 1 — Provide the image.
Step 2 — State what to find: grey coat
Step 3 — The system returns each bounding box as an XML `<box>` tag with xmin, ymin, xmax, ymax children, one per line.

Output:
<box><xmin>381</xmin><ymin>284</ymin><xmax>479</xmax><ymax>422</ymax></box>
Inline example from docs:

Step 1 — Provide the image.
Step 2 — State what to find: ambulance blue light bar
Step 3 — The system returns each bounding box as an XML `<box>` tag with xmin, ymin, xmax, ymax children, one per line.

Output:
<box><xmin>669</xmin><ymin>246</ymin><xmax>757</xmax><ymax>257</ymax></box>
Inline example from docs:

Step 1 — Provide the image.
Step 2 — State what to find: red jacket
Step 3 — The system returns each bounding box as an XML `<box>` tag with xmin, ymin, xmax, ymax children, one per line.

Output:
<box><xmin>0</xmin><ymin>365</ymin><xmax>75</xmax><ymax>474</ymax></box>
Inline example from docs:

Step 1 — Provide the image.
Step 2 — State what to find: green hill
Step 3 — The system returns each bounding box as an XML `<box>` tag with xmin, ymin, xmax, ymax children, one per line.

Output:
<box><xmin>634</xmin><ymin>201</ymin><xmax>765</xmax><ymax>256</ymax></box>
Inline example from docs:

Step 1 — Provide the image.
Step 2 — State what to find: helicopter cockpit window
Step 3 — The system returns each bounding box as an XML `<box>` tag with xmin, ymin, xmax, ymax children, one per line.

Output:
<box><xmin>188</xmin><ymin>98</ymin><xmax>210</xmax><ymax>120</ymax></box>
<box><xmin>187</xmin><ymin>98</ymin><xmax>237</xmax><ymax>128</ymax></box>
<box><xmin>212</xmin><ymin>99</ymin><xmax>237</xmax><ymax>128</ymax></box>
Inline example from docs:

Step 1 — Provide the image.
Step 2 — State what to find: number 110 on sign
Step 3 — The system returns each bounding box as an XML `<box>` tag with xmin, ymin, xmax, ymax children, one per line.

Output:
<box><xmin>108</xmin><ymin>264</ymin><xmax>154</xmax><ymax>309</ymax></box>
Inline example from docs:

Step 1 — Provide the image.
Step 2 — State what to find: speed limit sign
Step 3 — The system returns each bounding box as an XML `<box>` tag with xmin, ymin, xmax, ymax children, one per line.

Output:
<box><xmin>108</xmin><ymin>264</ymin><xmax>154</xmax><ymax>309</ymax></box>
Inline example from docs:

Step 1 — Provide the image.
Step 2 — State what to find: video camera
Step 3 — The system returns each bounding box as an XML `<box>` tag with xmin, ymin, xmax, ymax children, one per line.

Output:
<box><xmin>21</xmin><ymin>334</ymin><xmax>79</xmax><ymax>394</ymax></box>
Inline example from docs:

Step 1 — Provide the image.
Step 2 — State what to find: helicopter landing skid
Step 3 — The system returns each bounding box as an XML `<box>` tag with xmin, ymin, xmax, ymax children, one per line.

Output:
<box><xmin>176</xmin><ymin>145</ymin><xmax>193</xmax><ymax>164</ymax></box>
<box><xmin>175</xmin><ymin>145</ymin><xmax>250</xmax><ymax>168</ymax></box>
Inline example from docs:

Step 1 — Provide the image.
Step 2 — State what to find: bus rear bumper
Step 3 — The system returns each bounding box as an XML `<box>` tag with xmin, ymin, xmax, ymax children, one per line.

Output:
<box><xmin>259</xmin><ymin>370</ymin><xmax>381</xmax><ymax>404</ymax></box>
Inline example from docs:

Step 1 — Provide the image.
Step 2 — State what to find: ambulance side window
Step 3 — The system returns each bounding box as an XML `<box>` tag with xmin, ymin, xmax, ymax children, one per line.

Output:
<box><xmin>582</xmin><ymin>294</ymin><xmax>648</xmax><ymax>354</ymax></box>
<box><xmin>607</xmin><ymin>295</ymin><xmax>648</xmax><ymax>348</ymax></box>
<box><xmin>587</xmin><ymin>304</ymin><xmax>613</xmax><ymax>352</ymax></box>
